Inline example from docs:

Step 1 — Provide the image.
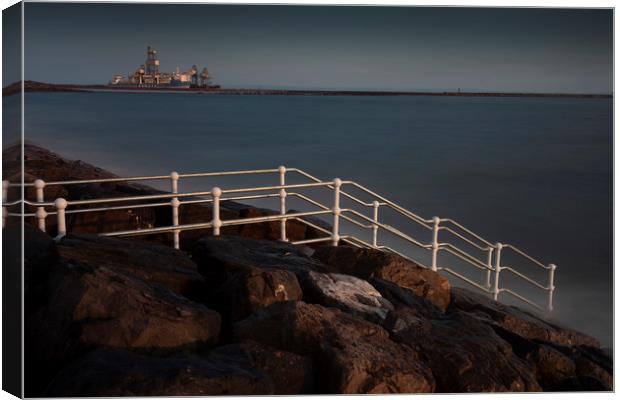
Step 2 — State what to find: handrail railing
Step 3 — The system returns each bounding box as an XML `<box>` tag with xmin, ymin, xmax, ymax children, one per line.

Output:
<box><xmin>2</xmin><ymin>166</ymin><xmax>557</xmax><ymax>312</ymax></box>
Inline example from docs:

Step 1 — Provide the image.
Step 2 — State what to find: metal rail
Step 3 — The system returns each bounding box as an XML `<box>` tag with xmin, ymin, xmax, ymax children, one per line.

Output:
<box><xmin>2</xmin><ymin>166</ymin><xmax>557</xmax><ymax>312</ymax></box>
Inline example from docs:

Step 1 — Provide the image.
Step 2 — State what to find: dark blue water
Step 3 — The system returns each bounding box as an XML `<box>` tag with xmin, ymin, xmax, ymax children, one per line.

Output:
<box><xmin>11</xmin><ymin>92</ymin><xmax>613</xmax><ymax>346</ymax></box>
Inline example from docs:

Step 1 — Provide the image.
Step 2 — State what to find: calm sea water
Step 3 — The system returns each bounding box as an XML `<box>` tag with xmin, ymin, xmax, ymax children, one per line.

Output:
<box><xmin>8</xmin><ymin>92</ymin><xmax>613</xmax><ymax>346</ymax></box>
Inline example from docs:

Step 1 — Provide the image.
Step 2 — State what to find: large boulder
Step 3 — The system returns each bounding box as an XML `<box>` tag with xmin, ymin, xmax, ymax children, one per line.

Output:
<box><xmin>449</xmin><ymin>287</ymin><xmax>600</xmax><ymax>347</ymax></box>
<box><xmin>213</xmin><ymin>266</ymin><xmax>303</xmax><ymax>328</ymax></box>
<box><xmin>390</xmin><ymin>308</ymin><xmax>541</xmax><ymax>392</ymax></box>
<box><xmin>56</xmin><ymin>233</ymin><xmax>205</xmax><ymax>299</ymax></box>
<box><xmin>492</xmin><ymin>325</ymin><xmax>612</xmax><ymax>391</ymax></box>
<box><xmin>313</xmin><ymin>245</ymin><xmax>451</xmax><ymax>310</ymax></box>
<box><xmin>371</xmin><ymin>277</ymin><xmax>540</xmax><ymax>392</ymax></box>
<box><xmin>45</xmin><ymin>347</ymin><xmax>275</xmax><ymax>397</ymax></box>
<box><xmin>234</xmin><ymin>301</ymin><xmax>435</xmax><ymax>394</ymax></box>
<box><xmin>301</xmin><ymin>271</ymin><xmax>394</xmax><ymax>324</ymax></box>
<box><xmin>192</xmin><ymin>235</ymin><xmax>328</xmax><ymax>287</ymax></box>
<box><xmin>26</xmin><ymin>261</ymin><xmax>221</xmax><ymax>394</ymax></box>
<box><xmin>210</xmin><ymin>341</ymin><xmax>315</xmax><ymax>394</ymax></box>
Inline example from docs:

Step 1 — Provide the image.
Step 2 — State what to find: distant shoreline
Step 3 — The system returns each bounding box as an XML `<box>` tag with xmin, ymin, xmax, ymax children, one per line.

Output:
<box><xmin>3</xmin><ymin>80</ymin><xmax>612</xmax><ymax>99</ymax></box>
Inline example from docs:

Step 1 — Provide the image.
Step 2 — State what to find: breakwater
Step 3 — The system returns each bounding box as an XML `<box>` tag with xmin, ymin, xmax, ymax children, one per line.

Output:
<box><xmin>3</xmin><ymin>80</ymin><xmax>612</xmax><ymax>98</ymax></box>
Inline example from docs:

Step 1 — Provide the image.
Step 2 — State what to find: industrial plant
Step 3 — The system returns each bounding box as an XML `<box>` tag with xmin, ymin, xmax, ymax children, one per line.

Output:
<box><xmin>109</xmin><ymin>46</ymin><xmax>214</xmax><ymax>88</ymax></box>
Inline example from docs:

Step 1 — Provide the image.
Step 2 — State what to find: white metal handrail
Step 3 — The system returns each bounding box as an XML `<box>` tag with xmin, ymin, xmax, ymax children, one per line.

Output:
<box><xmin>2</xmin><ymin>166</ymin><xmax>557</xmax><ymax>312</ymax></box>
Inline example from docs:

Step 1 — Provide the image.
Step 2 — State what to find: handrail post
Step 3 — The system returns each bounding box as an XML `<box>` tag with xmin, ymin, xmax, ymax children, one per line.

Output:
<box><xmin>278</xmin><ymin>166</ymin><xmax>287</xmax><ymax>242</ymax></box>
<box><xmin>54</xmin><ymin>198</ymin><xmax>68</xmax><ymax>240</ymax></box>
<box><xmin>2</xmin><ymin>180</ymin><xmax>8</xmax><ymax>228</ymax></box>
<box><xmin>332</xmin><ymin>178</ymin><xmax>342</xmax><ymax>246</ymax></box>
<box><xmin>431</xmin><ymin>216</ymin><xmax>440</xmax><ymax>271</ymax></box>
<box><xmin>212</xmin><ymin>187</ymin><xmax>222</xmax><ymax>236</ymax></box>
<box><xmin>485</xmin><ymin>246</ymin><xmax>493</xmax><ymax>289</ymax></box>
<box><xmin>547</xmin><ymin>264</ymin><xmax>557</xmax><ymax>311</ymax></box>
<box><xmin>372</xmin><ymin>200</ymin><xmax>380</xmax><ymax>248</ymax></box>
<box><xmin>170</xmin><ymin>172</ymin><xmax>180</xmax><ymax>249</ymax></box>
<box><xmin>34</xmin><ymin>179</ymin><xmax>47</xmax><ymax>232</ymax></box>
<box><xmin>493</xmin><ymin>242</ymin><xmax>503</xmax><ymax>301</ymax></box>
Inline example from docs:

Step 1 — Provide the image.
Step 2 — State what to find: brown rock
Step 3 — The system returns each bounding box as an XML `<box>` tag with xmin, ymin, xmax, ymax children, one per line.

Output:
<box><xmin>214</xmin><ymin>267</ymin><xmax>303</xmax><ymax>324</ymax></box>
<box><xmin>314</xmin><ymin>245</ymin><xmax>451</xmax><ymax>310</ymax></box>
<box><xmin>492</xmin><ymin>325</ymin><xmax>612</xmax><ymax>391</ymax></box>
<box><xmin>56</xmin><ymin>233</ymin><xmax>205</xmax><ymax>299</ymax></box>
<box><xmin>210</xmin><ymin>341</ymin><xmax>315</xmax><ymax>394</ymax></box>
<box><xmin>390</xmin><ymin>308</ymin><xmax>541</xmax><ymax>392</ymax></box>
<box><xmin>192</xmin><ymin>235</ymin><xmax>328</xmax><ymax>288</ymax></box>
<box><xmin>234</xmin><ymin>301</ymin><xmax>435</xmax><ymax>394</ymax></box>
<box><xmin>27</xmin><ymin>262</ymin><xmax>221</xmax><ymax>375</ymax></box>
<box><xmin>450</xmin><ymin>287</ymin><xmax>600</xmax><ymax>347</ymax></box>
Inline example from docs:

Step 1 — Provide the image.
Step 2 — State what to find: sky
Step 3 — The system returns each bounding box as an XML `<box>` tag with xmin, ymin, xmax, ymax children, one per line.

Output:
<box><xmin>15</xmin><ymin>3</ymin><xmax>614</xmax><ymax>93</ymax></box>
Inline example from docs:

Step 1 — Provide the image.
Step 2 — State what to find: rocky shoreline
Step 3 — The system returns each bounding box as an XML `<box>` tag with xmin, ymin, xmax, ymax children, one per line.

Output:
<box><xmin>4</xmin><ymin>145</ymin><xmax>613</xmax><ymax>395</ymax></box>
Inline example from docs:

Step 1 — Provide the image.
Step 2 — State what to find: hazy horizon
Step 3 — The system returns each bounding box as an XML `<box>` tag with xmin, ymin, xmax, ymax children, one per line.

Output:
<box><xmin>12</xmin><ymin>4</ymin><xmax>613</xmax><ymax>94</ymax></box>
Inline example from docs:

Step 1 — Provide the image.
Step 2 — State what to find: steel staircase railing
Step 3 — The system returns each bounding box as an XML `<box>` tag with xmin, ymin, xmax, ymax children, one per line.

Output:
<box><xmin>2</xmin><ymin>166</ymin><xmax>557</xmax><ymax>312</ymax></box>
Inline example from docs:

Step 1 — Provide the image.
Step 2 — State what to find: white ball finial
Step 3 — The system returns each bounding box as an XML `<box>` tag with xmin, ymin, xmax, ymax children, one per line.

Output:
<box><xmin>432</xmin><ymin>216</ymin><xmax>440</xmax><ymax>224</ymax></box>
<box><xmin>278</xmin><ymin>165</ymin><xmax>286</xmax><ymax>174</ymax></box>
<box><xmin>495</xmin><ymin>242</ymin><xmax>503</xmax><ymax>250</ymax></box>
<box><xmin>333</xmin><ymin>178</ymin><xmax>342</xmax><ymax>187</ymax></box>
<box><xmin>372</xmin><ymin>200</ymin><xmax>380</xmax><ymax>208</ymax></box>
<box><xmin>170</xmin><ymin>171</ymin><xmax>179</xmax><ymax>180</ymax></box>
<box><xmin>34</xmin><ymin>179</ymin><xmax>46</xmax><ymax>189</ymax></box>
<box><xmin>55</xmin><ymin>198</ymin><xmax>68</xmax><ymax>210</ymax></box>
<box><xmin>211</xmin><ymin>187</ymin><xmax>222</xmax><ymax>197</ymax></box>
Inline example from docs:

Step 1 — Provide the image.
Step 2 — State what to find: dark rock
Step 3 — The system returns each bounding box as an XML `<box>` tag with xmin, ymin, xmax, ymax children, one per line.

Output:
<box><xmin>313</xmin><ymin>245</ymin><xmax>451</xmax><ymax>310</ymax></box>
<box><xmin>56</xmin><ymin>233</ymin><xmax>205</xmax><ymax>299</ymax></box>
<box><xmin>45</xmin><ymin>347</ymin><xmax>274</xmax><ymax>396</ymax></box>
<box><xmin>214</xmin><ymin>267</ymin><xmax>303</xmax><ymax>327</ymax></box>
<box><xmin>9</xmin><ymin>224</ymin><xmax>58</xmax><ymax>314</ymax></box>
<box><xmin>492</xmin><ymin>324</ymin><xmax>612</xmax><ymax>391</ymax></box>
<box><xmin>558</xmin><ymin>346</ymin><xmax>613</xmax><ymax>390</ymax></box>
<box><xmin>526</xmin><ymin>344</ymin><xmax>577</xmax><ymax>390</ymax></box>
<box><xmin>390</xmin><ymin>308</ymin><xmax>541</xmax><ymax>392</ymax></box>
<box><xmin>235</xmin><ymin>207</ymin><xmax>306</xmax><ymax>241</ymax></box>
<box><xmin>26</xmin><ymin>262</ymin><xmax>221</xmax><ymax>387</ymax></box>
<box><xmin>210</xmin><ymin>341</ymin><xmax>315</xmax><ymax>394</ymax></box>
<box><xmin>369</xmin><ymin>277</ymin><xmax>444</xmax><ymax>320</ymax></box>
<box><xmin>192</xmin><ymin>235</ymin><xmax>328</xmax><ymax>288</ymax></box>
<box><xmin>450</xmin><ymin>287</ymin><xmax>600</xmax><ymax>347</ymax></box>
<box><xmin>301</xmin><ymin>271</ymin><xmax>394</xmax><ymax>323</ymax></box>
<box><xmin>235</xmin><ymin>301</ymin><xmax>435</xmax><ymax>394</ymax></box>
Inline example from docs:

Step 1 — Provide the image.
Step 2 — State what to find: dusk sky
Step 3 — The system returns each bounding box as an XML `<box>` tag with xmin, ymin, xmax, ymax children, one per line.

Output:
<box><xmin>20</xmin><ymin>3</ymin><xmax>613</xmax><ymax>93</ymax></box>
